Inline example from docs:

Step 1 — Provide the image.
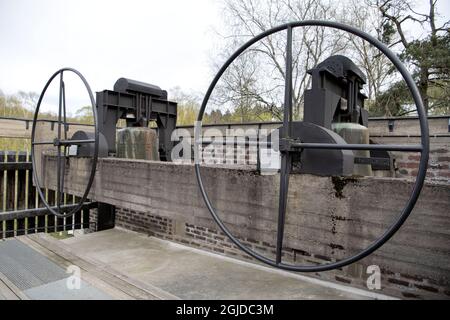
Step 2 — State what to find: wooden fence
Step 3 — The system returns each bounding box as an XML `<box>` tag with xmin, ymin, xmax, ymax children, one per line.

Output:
<box><xmin>0</xmin><ymin>150</ymin><xmax>93</xmax><ymax>239</ymax></box>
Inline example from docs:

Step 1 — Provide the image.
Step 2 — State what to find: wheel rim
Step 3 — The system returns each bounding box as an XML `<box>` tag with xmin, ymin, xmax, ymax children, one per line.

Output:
<box><xmin>195</xmin><ymin>20</ymin><xmax>430</xmax><ymax>272</ymax></box>
<box><xmin>31</xmin><ymin>68</ymin><xmax>99</xmax><ymax>218</ymax></box>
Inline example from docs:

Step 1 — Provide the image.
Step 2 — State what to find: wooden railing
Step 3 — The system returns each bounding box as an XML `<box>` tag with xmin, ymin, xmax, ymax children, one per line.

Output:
<box><xmin>0</xmin><ymin>150</ymin><xmax>94</xmax><ymax>239</ymax></box>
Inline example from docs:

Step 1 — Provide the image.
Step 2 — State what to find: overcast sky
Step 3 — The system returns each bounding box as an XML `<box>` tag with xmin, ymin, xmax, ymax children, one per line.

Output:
<box><xmin>0</xmin><ymin>0</ymin><xmax>222</xmax><ymax>112</ymax></box>
<box><xmin>0</xmin><ymin>0</ymin><xmax>448</xmax><ymax>114</ymax></box>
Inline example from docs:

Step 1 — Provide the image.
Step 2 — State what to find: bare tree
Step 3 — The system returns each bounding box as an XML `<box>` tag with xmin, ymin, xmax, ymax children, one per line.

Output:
<box><xmin>211</xmin><ymin>0</ymin><xmax>348</xmax><ymax>120</ymax></box>
<box><xmin>342</xmin><ymin>2</ymin><xmax>392</xmax><ymax>98</ymax></box>
<box><xmin>17</xmin><ymin>91</ymin><xmax>39</xmax><ymax>117</ymax></box>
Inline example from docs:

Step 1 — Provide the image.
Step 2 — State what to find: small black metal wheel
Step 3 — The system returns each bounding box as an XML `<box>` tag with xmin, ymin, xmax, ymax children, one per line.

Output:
<box><xmin>195</xmin><ymin>21</ymin><xmax>430</xmax><ymax>272</ymax></box>
<box><xmin>31</xmin><ymin>68</ymin><xmax>99</xmax><ymax>218</ymax></box>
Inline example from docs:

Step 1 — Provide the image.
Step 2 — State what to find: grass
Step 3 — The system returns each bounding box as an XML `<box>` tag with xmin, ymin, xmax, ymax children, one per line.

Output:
<box><xmin>0</xmin><ymin>138</ymin><xmax>31</xmax><ymax>153</ymax></box>
<box><xmin>49</xmin><ymin>230</ymin><xmax>75</xmax><ymax>240</ymax></box>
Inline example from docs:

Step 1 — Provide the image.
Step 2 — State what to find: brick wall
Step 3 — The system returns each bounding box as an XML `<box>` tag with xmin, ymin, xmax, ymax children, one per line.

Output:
<box><xmin>393</xmin><ymin>138</ymin><xmax>450</xmax><ymax>182</ymax></box>
<box><xmin>113</xmin><ymin>207</ymin><xmax>449</xmax><ymax>300</ymax></box>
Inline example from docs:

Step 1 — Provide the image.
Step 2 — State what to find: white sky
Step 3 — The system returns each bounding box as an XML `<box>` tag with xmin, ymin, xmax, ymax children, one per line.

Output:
<box><xmin>0</xmin><ymin>0</ymin><xmax>221</xmax><ymax>113</ymax></box>
<box><xmin>0</xmin><ymin>0</ymin><xmax>448</xmax><ymax>115</ymax></box>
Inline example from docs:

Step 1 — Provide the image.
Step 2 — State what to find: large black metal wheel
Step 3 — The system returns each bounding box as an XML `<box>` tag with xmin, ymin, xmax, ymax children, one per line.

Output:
<box><xmin>195</xmin><ymin>21</ymin><xmax>430</xmax><ymax>272</ymax></box>
<box><xmin>31</xmin><ymin>68</ymin><xmax>99</xmax><ymax>218</ymax></box>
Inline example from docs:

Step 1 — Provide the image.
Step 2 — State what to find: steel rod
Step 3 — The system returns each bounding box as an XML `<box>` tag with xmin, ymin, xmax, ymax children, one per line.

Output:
<box><xmin>276</xmin><ymin>27</ymin><xmax>294</xmax><ymax>265</ymax></box>
<box><xmin>59</xmin><ymin>139</ymin><xmax>95</xmax><ymax>145</ymax></box>
<box><xmin>32</xmin><ymin>141</ymin><xmax>55</xmax><ymax>145</ymax></box>
<box><xmin>57</xmin><ymin>72</ymin><xmax>63</xmax><ymax>210</ymax></box>
<box><xmin>61</xmin><ymin>80</ymin><xmax>68</xmax><ymax>211</ymax></box>
<box><xmin>283</xmin><ymin>26</ymin><xmax>293</xmax><ymax>139</ymax></box>
<box><xmin>197</xmin><ymin>139</ymin><xmax>422</xmax><ymax>152</ymax></box>
<box><xmin>32</xmin><ymin>139</ymin><xmax>95</xmax><ymax>146</ymax></box>
<box><xmin>291</xmin><ymin>142</ymin><xmax>423</xmax><ymax>152</ymax></box>
<box><xmin>0</xmin><ymin>202</ymin><xmax>97</xmax><ymax>222</ymax></box>
<box><xmin>276</xmin><ymin>154</ymin><xmax>291</xmax><ymax>264</ymax></box>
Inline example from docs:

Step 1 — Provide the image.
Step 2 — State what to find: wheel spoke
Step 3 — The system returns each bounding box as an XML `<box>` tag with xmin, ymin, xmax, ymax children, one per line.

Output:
<box><xmin>32</xmin><ymin>141</ymin><xmax>56</xmax><ymax>146</ymax></box>
<box><xmin>62</xmin><ymin>139</ymin><xmax>95</xmax><ymax>145</ymax></box>
<box><xmin>276</xmin><ymin>153</ymin><xmax>291</xmax><ymax>264</ymax></box>
<box><xmin>62</xmin><ymin>80</ymin><xmax>68</xmax><ymax>140</ymax></box>
<box><xmin>276</xmin><ymin>26</ymin><xmax>294</xmax><ymax>265</ymax></box>
<box><xmin>290</xmin><ymin>142</ymin><xmax>423</xmax><ymax>152</ymax></box>
<box><xmin>56</xmin><ymin>72</ymin><xmax>64</xmax><ymax>209</ymax></box>
<box><xmin>197</xmin><ymin>139</ymin><xmax>423</xmax><ymax>153</ymax></box>
<box><xmin>283</xmin><ymin>25</ymin><xmax>293</xmax><ymax>138</ymax></box>
<box><xmin>32</xmin><ymin>139</ymin><xmax>96</xmax><ymax>146</ymax></box>
<box><xmin>59</xmin><ymin>77</ymin><xmax>68</xmax><ymax>211</ymax></box>
<box><xmin>60</xmin><ymin>145</ymin><xmax>68</xmax><ymax>203</ymax></box>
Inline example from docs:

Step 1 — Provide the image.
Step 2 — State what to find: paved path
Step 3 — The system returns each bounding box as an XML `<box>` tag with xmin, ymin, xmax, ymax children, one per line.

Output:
<box><xmin>0</xmin><ymin>228</ymin><xmax>395</xmax><ymax>300</ymax></box>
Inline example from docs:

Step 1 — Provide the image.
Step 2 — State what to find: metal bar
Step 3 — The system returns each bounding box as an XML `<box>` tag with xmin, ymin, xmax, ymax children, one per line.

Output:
<box><xmin>32</xmin><ymin>139</ymin><xmax>95</xmax><ymax>146</ymax></box>
<box><xmin>7</xmin><ymin>222</ymin><xmax>95</xmax><ymax>235</ymax></box>
<box><xmin>354</xmin><ymin>157</ymin><xmax>391</xmax><ymax>166</ymax></box>
<box><xmin>60</xmin><ymin>79</ymin><xmax>68</xmax><ymax>216</ymax></box>
<box><xmin>1</xmin><ymin>114</ymin><xmax>447</xmax><ymax>128</ymax></box>
<box><xmin>276</xmin><ymin>154</ymin><xmax>291</xmax><ymax>264</ymax></box>
<box><xmin>60</xmin><ymin>139</ymin><xmax>95</xmax><ymax>145</ymax></box>
<box><xmin>13</xmin><ymin>152</ymin><xmax>19</xmax><ymax>236</ymax></box>
<box><xmin>31</xmin><ymin>141</ymin><xmax>55</xmax><ymax>146</ymax></box>
<box><xmin>371</xmin><ymin>134</ymin><xmax>450</xmax><ymax>138</ymax></box>
<box><xmin>283</xmin><ymin>26</ymin><xmax>293</xmax><ymax>139</ymax></box>
<box><xmin>57</xmin><ymin>72</ymin><xmax>63</xmax><ymax>211</ymax></box>
<box><xmin>290</xmin><ymin>142</ymin><xmax>423</xmax><ymax>152</ymax></box>
<box><xmin>197</xmin><ymin>139</ymin><xmax>423</xmax><ymax>153</ymax></box>
<box><xmin>0</xmin><ymin>162</ymin><xmax>32</xmax><ymax>171</ymax></box>
<box><xmin>0</xmin><ymin>116</ymin><xmax>95</xmax><ymax>127</ymax></box>
<box><xmin>25</xmin><ymin>151</ymin><xmax>30</xmax><ymax>235</ymax></box>
<box><xmin>0</xmin><ymin>202</ymin><xmax>97</xmax><ymax>222</ymax></box>
<box><xmin>275</xmin><ymin>27</ymin><xmax>294</xmax><ymax>265</ymax></box>
<box><xmin>63</xmin><ymin>81</ymin><xmax>68</xmax><ymax>141</ymax></box>
<box><xmin>196</xmin><ymin>139</ymin><xmax>263</xmax><ymax>147</ymax></box>
<box><xmin>3</xmin><ymin>151</ymin><xmax>8</xmax><ymax>213</ymax></box>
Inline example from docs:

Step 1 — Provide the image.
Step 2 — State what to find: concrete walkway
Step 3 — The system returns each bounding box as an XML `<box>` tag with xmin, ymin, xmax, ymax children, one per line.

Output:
<box><xmin>0</xmin><ymin>228</ymin><xmax>395</xmax><ymax>300</ymax></box>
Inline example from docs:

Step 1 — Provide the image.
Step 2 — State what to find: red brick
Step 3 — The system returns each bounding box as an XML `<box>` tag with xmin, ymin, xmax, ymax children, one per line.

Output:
<box><xmin>414</xmin><ymin>284</ymin><xmax>439</xmax><ymax>293</ymax></box>
<box><xmin>397</xmin><ymin>162</ymin><xmax>419</xmax><ymax>169</ymax></box>
<box><xmin>408</xmin><ymin>155</ymin><xmax>421</xmax><ymax>161</ymax></box>
<box><xmin>431</xmin><ymin>149</ymin><xmax>447</xmax><ymax>154</ymax></box>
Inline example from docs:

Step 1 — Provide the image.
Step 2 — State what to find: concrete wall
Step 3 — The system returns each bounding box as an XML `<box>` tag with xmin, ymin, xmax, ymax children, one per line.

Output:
<box><xmin>43</xmin><ymin>157</ymin><xmax>450</xmax><ymax>299</ymax></box>
<box><xmin>2</xmin><ymin>115</ymin><xmax>448</xmax><ymax>182</ymax></box>
<box><xmin>0</xmin><ymin>118</ymin><xmax>93</xmax><ymax>139</ymax></box>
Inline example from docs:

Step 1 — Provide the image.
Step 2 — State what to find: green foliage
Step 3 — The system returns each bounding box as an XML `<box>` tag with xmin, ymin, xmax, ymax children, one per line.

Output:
<box><xmin>0</xmin><ymin>93</ymin><xmax>34</xmax><ymax>118</ymax></box>
<box><xmin>177</xmin><ymin>103</ymin><xmax>199</xmax><ymax>126</ymax></box>
<box><xmin>381</xmin><ymin>21</ymin><xmax>396</xmax><ymax>44</ymax></box>
<box><xmin>0</xmin><ymin>138</ymin><xmax>31</xmax><ymax>152</ymax></box>
<box><xmin>371</xmin><ymin>33</ymin><xmax>450</xmax><ymax>116</ymax></box>
<box><xmin>373</xmin><ymin>0</ymin><xmax>450</xmax><ymax>116</ymax></box>
<box><xmin>0</xmin><ymin>90</ymin><xmax>98</xmax><ymax>151</ymax></box>
<box><xmin>74</xmin><ymin>105</ymin><xmax>95</xmax><ymax>124</ymax></box>
<box><xmin>369</xmin><ymin>81</ymin><xmax>412</xmax><ymax>116</ymax></box>
<box><xmin>401</xmin><ymin>34</ymin><xmax>450</xmax><ymax>79</ymax></box>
